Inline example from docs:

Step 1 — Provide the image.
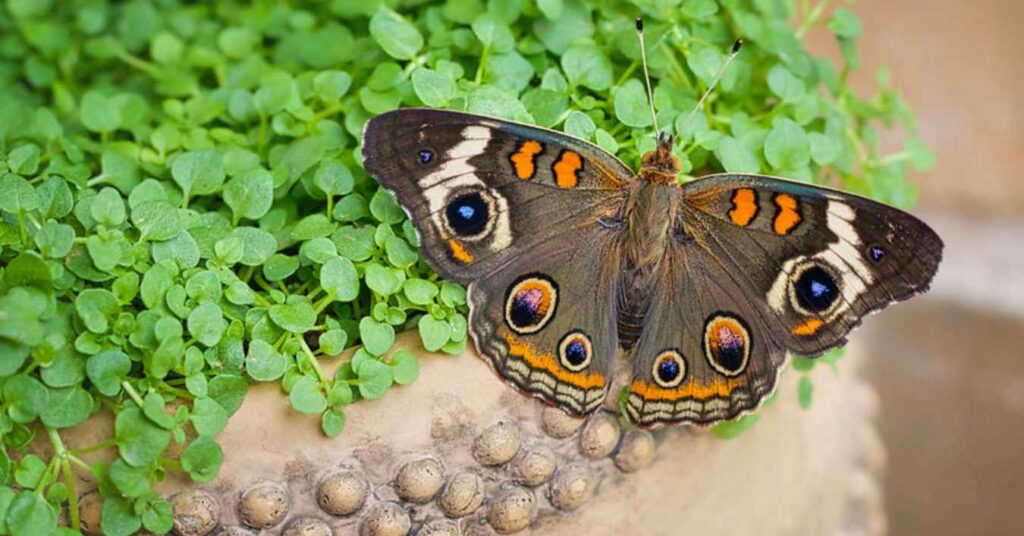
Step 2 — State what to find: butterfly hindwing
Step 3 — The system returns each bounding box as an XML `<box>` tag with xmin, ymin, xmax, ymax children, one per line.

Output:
<box><xmin>625</xmin><ymin>243</ymin><xmax>787</xmax><ymax>426</ymax></box>
<box><xmin>626</xmin><ymin>173</ymin><xmax>942</xmax><ymax>426</ymax></box>
<box><xmin>362</xmin><ymin>108</ymin><xmax>630</xmax><ymax>284</ymax></box>
<box><xmin>469</xmin><ymin>229</ymin><xmax>623</xmax><ymax>415</ymax></box>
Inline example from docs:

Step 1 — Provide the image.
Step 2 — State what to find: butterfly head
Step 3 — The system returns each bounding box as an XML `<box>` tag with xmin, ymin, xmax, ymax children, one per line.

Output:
<box><xmin>639</xmin><ymin>132</ymin><xmax>681</xmax><ymax>185</ymax></box>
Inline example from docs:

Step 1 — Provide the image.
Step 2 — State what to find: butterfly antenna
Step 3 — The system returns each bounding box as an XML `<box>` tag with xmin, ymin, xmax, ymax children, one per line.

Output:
<box><xmin>635</xmin><ymin>17</ymin><xmax>660</xmax><ymax>136</ymax></box>
<box><xmin>677</xmin><ymin>39</ymin><xmax>744</xmax><ymax>137</ymax></box>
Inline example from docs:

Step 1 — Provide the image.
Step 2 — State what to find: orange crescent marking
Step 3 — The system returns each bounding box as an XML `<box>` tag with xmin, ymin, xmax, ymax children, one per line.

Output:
<box><xmin>552</xmin><ymin>150</ymin><xmax>582</xmax><ymax>189</ymax></box>
<box><xmin>510</xmin><ymin>140</ymin><xmax>543</xmax><ymax>180</ymax></box>
<box><xmin>630</xmin><ymin>376</ymin><xmax>748</xmax><ymax>402</ymax></box>
<box><xmin>505</xmin><ymin>334</ymin><xmax>605</xmax><ymax>389</ymax></box>
<box><xmin>791</xmin><ymin>318</ymin><xmax>824</xmax><ymax>336</ymax></box>
<box><xmin>448</xmin><ymin>239</ymin><xmax>473</xmax><ymax>264</ymax></box>
<box><xmin>729</xmin><ymin>188</ymin><xmax>758</xmax><ymax>226</ymax></box>
<box><xmin>773</xmin><ymin>193</ymin><xmax>802</xmax><ymax>235</ymax></box>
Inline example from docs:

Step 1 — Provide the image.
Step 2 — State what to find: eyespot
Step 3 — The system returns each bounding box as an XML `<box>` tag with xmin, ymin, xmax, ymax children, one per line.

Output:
<box><xmin>504</xmin><ymin>274</ymin><xmax>559</xmax><ymax>335</ymax></box>
<box><xmin>791</xmin><ymin>264</ymin><xmax>840</xmax><ymax>314</ymax></box>
<box><xmin>703</xmin><ymin>313</ymin><xmax>751</xmax><ymax>377</ymax></box>
<box><xmin>652</xmin><ymin>350</ymin><xmax>686</xmax><ymax>388</ymax></box>
<box><xmin>868</xmin><ymin>245</ymin><xmax>886</xmax><ymax>262</ymax></box>
<box><xmin>444</xmin><ymin>192</ymin><xmax>491</xmax><ymax>238</ymax></box>
<box><xmin>558</xmin><ymin>330</ymin><xmax>592</xmax><ymax>372</ymax></box>
<box><xmin>417</xmin><ymin>149</ymin><xmax>434</xmax><ymax>164</ymax></box>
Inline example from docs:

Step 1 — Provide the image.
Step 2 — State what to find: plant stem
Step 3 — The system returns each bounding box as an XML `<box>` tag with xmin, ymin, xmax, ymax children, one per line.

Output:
<box><xmin>299</xmin><ymin>335</ymin><xmax>329</xmax><ymax>386</ymax></box>
<box><xmin>47</xmin><ymin>428</ymin><xmax>80</xmax><ymax>531</ymax></box>
<box><xmin>121</xmin><ymin>381</ymin><xmax>145</xmax><ymax>407</ymax></box>
<box><xmin>70</xmin><ymin>438</ymin><xmax>118</xmax><ymax>456</ymax></box>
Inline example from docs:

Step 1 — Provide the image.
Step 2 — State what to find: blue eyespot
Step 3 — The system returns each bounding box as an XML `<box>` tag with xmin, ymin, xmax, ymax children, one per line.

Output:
<box><xmin>565</xmin><ymin>340</ymin><xmax>588</xmax><ymax>367</ymax></box>
<box><xmin>657</xmin><ymin>358</ymin><xmax>680</xmax><ymax>383</ymax></box>
<box><xmin>794</xmin><ymin>265</ymin><xmax>839</xmax><ymax>312</ymax></box>
<box><xmin>445</xmin><ymin>192</ymin><xmax>488</xmax><ymax>237</ymax></box>
<box><xmin>417</xmin><ymin>149</ymin><xmax>434</xmax><ymax>164</ymax></box>
<box><xmin>557</xmin><ymin>329</ymin><xmax>592</xmax><ymax>371</ymax></box>
<box><xmin>652</xmin><ymin>350</ymin><xmax>686</xmax><ymax>387</ymax></box>
<box><xmin>869</xmin><ymin>246</ymin><xmax>886</xmax><ymax>262</ymax></box>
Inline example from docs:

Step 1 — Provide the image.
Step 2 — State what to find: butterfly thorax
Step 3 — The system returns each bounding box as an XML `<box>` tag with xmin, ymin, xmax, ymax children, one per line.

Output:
<box><xmin>619</xmin><ymin>155</ymin><xmax>683</xmax><ymax>347</ymax></box>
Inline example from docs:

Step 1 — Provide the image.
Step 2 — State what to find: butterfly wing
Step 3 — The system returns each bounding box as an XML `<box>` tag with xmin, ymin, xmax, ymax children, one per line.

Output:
<box><xmin>362</xmin><ymin>108</ymin><xmax>632</xmax><ymax>415</ymax></box>
<box><xmin>468</xmin><ymin>227</ymin><xmax>624</xmax><ymax>415</ymax></box>
<box><xmin>362</xmin><ymin>108</ymin><xmax>630</xmax><ymax>283</ymax></box>
<box><xmin>625</xmin><ymin>174</ymin><xmax>942</xmax><ymax>427</ymax></box>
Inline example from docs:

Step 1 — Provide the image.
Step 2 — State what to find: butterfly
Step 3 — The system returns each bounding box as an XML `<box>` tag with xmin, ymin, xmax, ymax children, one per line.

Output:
<box><xmin>361</xmin><ymin>107</ymin><xmax>942</xmax><ymax>428</ymax></box>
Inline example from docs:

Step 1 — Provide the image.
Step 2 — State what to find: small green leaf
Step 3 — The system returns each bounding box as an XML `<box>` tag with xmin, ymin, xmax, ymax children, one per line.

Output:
<box><xmin>91</xmin><ymin>187</ymin><xmax>127</xmax><ymax>227</ymax></box>
<box><xmin>356</xmin><ymin>358</ymin><xmax>393</xmax><ymax>400</ymax></box>
<box><xmin>613</xmin><ymin>79</ymin><xmax>652</xmax><ymax>128</ymax></box>
<box><xmin>14</xmin><ymin>455</ymin><xmax>46</xmax><ymax>489</ymax></box>
<box><xmin>320</xmin><ymin>257</ymin><xmax>360</xmax><ymax>301</ymax></box>
<box><xmin>319</xmin><ymin>329</ymin><xmax>349</xmax><ymax>356</ymax></box>
<box><xmin>191</xmin><ymin>397</ymin><xmax>228</xmax><ymax>437</ymax></box>
<box><xmin>289</xmin><ymin>375</ymin><xmax>327</xmax><ymax>414</ymax></box>
<box><xmin>188</xmin><ymin>302</ymin><xmax>226</xmax><ymax>347</ymax></box>
<box><xmin>141</xmin><ymin>498</ymin><xmax>174</xmax><ymax>534</ymax></box>
<box><xmin>411</xmin><ymin>67</ymin><xmax>455</xmax><ymax>107</ymax></box>
<box><xmin>7</xmin><ymin>491</ymin><xmax>57</xmax><ymax>536</ymax></box>
<box><xmin>390</xmin><ymin>348</ymin><xmax>420</xmax><ymax>385</ymax></box>
<box><xmin>245</xmin><ymin>340</ymin><xmax>288</xmax><ymax>382</ymax></box>
<box><xmin>321</xmin><ymin>408</ymin><xmax>346</xmax><ymax>437</ymax></box>
<box><xmin>180</xmin><ymin>436</ymin><xmax>224</xmax><ymax>483</ymax></box>
<box><xmin>472</xmin><ymin>13</ymin><xmax>515</xmax><ymax>53</ymax></box>
<box><xmin>365</xmin><ymin>264</ymin><xmax>400</xmax><ymax>296</ymax></box>
<box><xmin>115</xmin><ymin>407</ymin><xmax>171</xmax><ymax>468</ymax></box>
<box><xmin>87</xmin><ymin>350</ymin><xmax>131</xmax><ymax>396</ymax></box>
<box><xmin>716</xmin><ymin>136</ymin><xmax>761</xmax><ymax>173</ymax></box>
<box><xmin>100</xmin><ymin>495</ymin><xmax>140</xmax><ymax>536</ymax></box>
<box><xmin>561</xmin><ymin>46</ymin><xmax>613</xmax><ymax>91</ymax></box>
<box><xmin>359</xmin><ymin>317</ymin><xmax>395</xmax><ymax>356</ymax></box>
<box><xmin>4</xmin><ymin>375</ymin><xmax>48</xmax><ymax>423</ymax></box>
<box><xmin>418</xmin><ymin>315</ymin><xmax>452</xmax><ymax>352</ymax></box>
<box><xmin>764</xmin><ymin>118</ymin><xmax>811</xmax><ymax>170</ymax></box>
<box><xmin>269</xmin><ymin>301</ymin><xmax>317</xmax><ymax>333</ymax></box>
<box><xmin>370</xmin><ymin>7</ymin><xmax>423</xmax><ymax>60</ymax></box>
<box><xmin>171</xmin><ymin>150</ymin><xmax>225</xmax><ymax>198</ymax></box>
<box><xmin>41</xmin><ymin>386</ymin><xmax>93</xmax><ymax>428</ymax></box>
<box><xmin>223</xmin><ymin>168</ymin><xmax>273</xmax><ymax>221</ymax></box>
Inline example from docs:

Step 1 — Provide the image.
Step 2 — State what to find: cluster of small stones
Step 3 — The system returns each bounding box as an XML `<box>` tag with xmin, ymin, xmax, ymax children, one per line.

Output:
<box><xmin>74</xmin><ymin>407</ymin><xmax>656</xmax><ymax>535</ymax></box>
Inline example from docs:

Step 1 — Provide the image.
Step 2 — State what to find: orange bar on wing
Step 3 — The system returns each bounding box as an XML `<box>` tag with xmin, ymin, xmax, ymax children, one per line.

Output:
<box><xmin>773</xmin><ymin>193</ymin><xmax>802</xmax><ymax>235</ymax></box>
<box><xmin>448</xmin><ymin>239</ymin><xmax>474</xmax><ymax>264</ymax></box>
<box><xmin>510</xmin><ymin>140</ymin><xmax>543</xmax><ymax>180</ymax></box>
<box><xmin>729</xmin><ymin>188</ymin><xmax>758</xmax><ymax>226</ymax></box>
<box><xmin>791</xmin><ymin>318</ymin><xmax>824</xmax><ymax>335</ymax></box>
<box><xmin>630</xmin><ymin>377</ymin><xmax>747</xmax><ymax>401</ymax></box>
<box><xmin>553</xmin><ymin>150</ymin><xmax>582</xmax><ymax>188</ymax></box>
<box><xmin>505</xmin><ymin>334</ymin><xmax>604</xmax><ymax>389</ymax></box>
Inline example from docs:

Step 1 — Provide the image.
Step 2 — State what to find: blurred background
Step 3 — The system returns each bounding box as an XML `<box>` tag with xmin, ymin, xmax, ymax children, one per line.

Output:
<box><xmin>808</xmin><ymin>1</ymin><xmax>1023</xmax><ymax>534</ymax></box>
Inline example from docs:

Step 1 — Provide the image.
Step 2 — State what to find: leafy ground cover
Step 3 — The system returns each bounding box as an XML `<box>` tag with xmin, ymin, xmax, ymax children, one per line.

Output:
<box><xmin>0</xmin><ymin>0</ymin><xmax>929</xmax><ymax>533</ymax></box>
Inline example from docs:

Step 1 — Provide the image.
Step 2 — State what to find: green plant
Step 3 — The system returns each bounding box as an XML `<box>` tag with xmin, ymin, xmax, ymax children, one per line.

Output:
<box><xmin>0</xmin><ymin>0</ymin><xmax>929</xmax><ymax>533</ymax></box>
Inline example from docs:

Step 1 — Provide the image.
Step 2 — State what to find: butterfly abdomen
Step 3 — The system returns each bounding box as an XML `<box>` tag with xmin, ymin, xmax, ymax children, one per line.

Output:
<box><xmin>618</xmin><ymin>180</ymin><xmax>683</xmax><ymax>347</ymax></box>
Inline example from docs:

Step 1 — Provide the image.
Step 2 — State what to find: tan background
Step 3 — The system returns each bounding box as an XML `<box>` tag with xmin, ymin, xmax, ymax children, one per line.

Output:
<box><xmin>808</xmin><ymin>1</ymin><xmax>1024</xmax><ymax>534</ymax></box>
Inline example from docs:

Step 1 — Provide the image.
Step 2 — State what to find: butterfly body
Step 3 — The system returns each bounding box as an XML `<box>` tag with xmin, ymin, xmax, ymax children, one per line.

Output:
<box><xmin>362</xmin><ymin>108</ymin><xmax>942</xmax><ymax>428</ymax></box>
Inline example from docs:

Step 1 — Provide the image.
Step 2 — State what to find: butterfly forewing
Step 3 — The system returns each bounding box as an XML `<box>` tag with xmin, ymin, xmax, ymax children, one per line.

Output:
<box><xmin>362</xmin><ymin>109</ymin><xmax>630</xmax><ymax>283</ymax></box>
